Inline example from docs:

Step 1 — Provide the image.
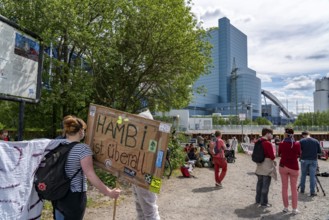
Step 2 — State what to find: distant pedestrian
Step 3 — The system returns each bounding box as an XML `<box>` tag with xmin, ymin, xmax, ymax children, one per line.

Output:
<box><xmin>278</xmin><ymin>128</ymin><xmax>301</xmax><ymax>215</ymax></box>
<box><xmin>255</xmin><ymin>128</ymin><xmax>276</xmax><ymax>208</ymax></box>
<box><xmin>274</xmin><ymin>135</ymin><xmax>281</xmax><ymax>157</ymax></box>
<box><xmin>184</xmin><ymin>143</ymin><xmax>190</xmax><ymax>152</ymax></box>
<box><xmin>230</xmin><ymin>137</ymin><xmax>238</xmax><ymax>158</ymax></box>
<box><xmin>197</xmin><ymin>133</ymin><xmax>204</xmax><ymax>148</ymax></box>
<box><xmin>1</xmin><ymin>130</ymin><xmax>10</xmax><ymax>141</ymax></box>
<box><xmin>244</xmin><ymin>134</ymin><xmax>250</xmax><ymax>143</ymax></box>
<box><xmin>299</xmin><ymin>131</ymin><xmax>322</xmax><ymax>197</ymax></box>
<box><xmin>210</xmin><ymin>130</ymin><xmax>227</xmax><ymax>188</ymax></box>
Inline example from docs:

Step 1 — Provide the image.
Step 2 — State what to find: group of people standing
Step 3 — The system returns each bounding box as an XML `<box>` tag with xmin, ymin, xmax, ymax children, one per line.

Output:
<box><xmin>254</xmin><ymin>127</ymin><xmax>321</xmax><ymax>215</ymax></box>
<box><xmin>204</xmin><ymin>127</ymin><xmax>322</xmax><ymax>216</ymax></box>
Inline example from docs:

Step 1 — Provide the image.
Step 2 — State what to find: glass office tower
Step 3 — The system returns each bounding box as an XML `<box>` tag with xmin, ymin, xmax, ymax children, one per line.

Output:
<box><xmin>189</xmin><ymin>17</ymin><xmax>261</xmax><ymax>118</ymax></box>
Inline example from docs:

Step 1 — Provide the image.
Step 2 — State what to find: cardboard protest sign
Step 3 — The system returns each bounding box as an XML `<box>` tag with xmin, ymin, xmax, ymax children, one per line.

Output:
<box><xmin>85</xmin><ymin>104</ymin><xmax>171</xmax><ymax>192</ymax></box>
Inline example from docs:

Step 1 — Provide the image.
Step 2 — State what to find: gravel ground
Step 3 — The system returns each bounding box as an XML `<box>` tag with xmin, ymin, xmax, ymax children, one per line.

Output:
<box><xmin>84</xmin><ymin>153</ymin><xmax>329</xmax><ymax>220</ymax></box>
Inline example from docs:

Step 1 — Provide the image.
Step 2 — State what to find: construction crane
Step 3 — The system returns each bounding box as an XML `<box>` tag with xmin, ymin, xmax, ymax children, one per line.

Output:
<box><xmin>230</xmin><ymin>58</ymin><xmax>238</xmax><ymax>117</ymax></box>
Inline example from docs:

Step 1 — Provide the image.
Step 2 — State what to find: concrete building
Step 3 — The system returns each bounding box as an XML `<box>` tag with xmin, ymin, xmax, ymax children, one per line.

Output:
<box><xmin>314</xmin><ymin>77</ymin><xmax>329</xmax><ymax>112</ymax></box>
<box><xmin>188</xmin><ymin>17</ymin><xmax>261</xmax><ymax>119</ymax></box>
<box><xmin>262</xmin><ymin>104</ymin><xmax>281</xmax><ymax>124</ymax></box>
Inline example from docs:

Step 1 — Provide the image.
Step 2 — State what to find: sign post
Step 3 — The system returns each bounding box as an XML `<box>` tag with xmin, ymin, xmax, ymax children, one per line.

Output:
<box><xmin>239</xmin><ymin>114</ymin><xmax>246</xmax><ymax>143</ymax></box>
<box><xmin>85</xmin><ymin>104</ymin><xmax>171</xmax><ymax>193</ymax></box>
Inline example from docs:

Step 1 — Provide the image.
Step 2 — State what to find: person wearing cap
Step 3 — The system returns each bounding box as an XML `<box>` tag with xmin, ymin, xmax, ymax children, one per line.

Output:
<box><xmin>132</xmin><ymin>109</ymin><xmax>160</xmax><ymax>220</ymax></box>
<box><xmin>299</xmin><ymin>131</ymin><xmax>322</xmax><ymax>197</ymax></box>
<box><xmin>278</xmin><ymin>128</ymin><xmax>301</xmax><ymax>214</ymax></box>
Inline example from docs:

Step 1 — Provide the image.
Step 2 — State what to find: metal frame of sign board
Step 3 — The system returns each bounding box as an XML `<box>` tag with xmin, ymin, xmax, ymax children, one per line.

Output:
<box><xmin>0</xmin><ymin>15</ymin><xmax>43</xmax><ymax>103</ymax></box>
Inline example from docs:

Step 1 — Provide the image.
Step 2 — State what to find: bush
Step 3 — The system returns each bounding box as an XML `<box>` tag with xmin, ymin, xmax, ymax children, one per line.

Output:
<box><xmin>94</xmin><ymin>168</ymin><xmax>116</xmax><ymax>187</ymax></box>
<box><xmin>167</xmin><ymin>132</ymin><xmax>186</xmax><ymax>170</ymax></box>
<box><xmin>237</xmin><ymin>144</ymin><xmax>244</xmax><ymax>153</ymax></box>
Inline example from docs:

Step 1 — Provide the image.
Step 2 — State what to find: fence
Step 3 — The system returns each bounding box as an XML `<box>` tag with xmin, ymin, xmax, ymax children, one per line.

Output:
<box><xmin>181</xmin><ymin>125</ymin><xmax>329</xmax><ymax>134</ymax></box>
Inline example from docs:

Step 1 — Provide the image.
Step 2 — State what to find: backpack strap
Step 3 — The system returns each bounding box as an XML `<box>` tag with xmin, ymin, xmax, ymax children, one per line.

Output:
<box><xmin>64</xmin><ymin>141</ymin><xmax>81</xmax><ymax>181</ymax></box>
<box><xmin>65</xmin><ymin>141</ymin><xmax>85</xmax><ymax>192</ymax></box>
<box><xmin>216</xmin><ymin>138</ymin><xmax>224</xmax><ymax>158</ymax></box>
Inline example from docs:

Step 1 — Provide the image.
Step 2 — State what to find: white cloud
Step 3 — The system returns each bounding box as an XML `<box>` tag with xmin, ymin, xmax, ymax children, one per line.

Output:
<box><xmin>282</xmin><ymin>74</ymin><xmax>324</xmax><ymax>91</ymax></box>
<box><xmin>257</xmin><ymin>73</ymin><xmax>272</xmax><ymax>83</ymax></box>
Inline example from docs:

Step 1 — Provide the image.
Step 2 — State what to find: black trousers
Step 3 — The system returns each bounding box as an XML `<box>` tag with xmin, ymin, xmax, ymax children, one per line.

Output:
<box><xmin>52</xmin><ymin>190</ymin><xmax>87</xmax><ymax>220</ymax></box>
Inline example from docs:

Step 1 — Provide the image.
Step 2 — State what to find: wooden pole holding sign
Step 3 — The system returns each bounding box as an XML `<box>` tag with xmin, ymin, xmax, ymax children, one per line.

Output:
<box><xmin>113</xmin><ymin>180</ymin><xmax>118</xmax><ymax>220</ymax></box>
<box><xmin>85</xmin><ymin>104</ymin><xmax>171</xmax><ymax>194</ymax></box>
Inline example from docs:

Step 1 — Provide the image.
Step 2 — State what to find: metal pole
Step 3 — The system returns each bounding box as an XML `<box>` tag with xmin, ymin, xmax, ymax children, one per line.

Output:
<box><xmin>18</xmin><ymin>101</ymin><xmax>25</xmax><ymax>141</ymax></box>
<box><xmin>241</xmin><ymin>121</ymin><xmax>244</xmax><ymax>143</ymax></box>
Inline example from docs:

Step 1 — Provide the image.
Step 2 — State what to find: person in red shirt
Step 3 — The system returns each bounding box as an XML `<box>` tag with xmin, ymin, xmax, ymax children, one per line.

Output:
<box><xmin>278</xmin><ymin>128</ymin><xmax>301</xmax><ymax>215</ymax></box>
<box><xmin>1</xmin><ymin>130</ymin><xmax>10</xmax><ymax>141</ymax></box>
<box><xmin>255</xmin><ymin>128</ymin><xmax>276</xmax><ymax>207</ymax></box>
<box><xmin>210</xmin><ymin>130</ymin><xmax>227</xmax><ymax>188</ymax></box>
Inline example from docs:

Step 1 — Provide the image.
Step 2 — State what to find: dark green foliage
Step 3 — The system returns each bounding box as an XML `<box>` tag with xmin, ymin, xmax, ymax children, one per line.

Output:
<box><xmin>294</xmin><ymin>111</ymin><xmax>329</xmax><ymax>126</ymax></box>
<box><xmin>94</xmin><ymin>168</ymin><xmax>117</xmax><ymax>188</ymax></box>
<box><xmin>167</xmin><ymin>133</ymin><xmax>186</xmax><ymax>170</ymax></box>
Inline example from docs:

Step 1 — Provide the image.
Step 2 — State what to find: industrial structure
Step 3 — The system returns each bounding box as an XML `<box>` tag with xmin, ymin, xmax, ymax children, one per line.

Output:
<box><xmin>314</xmin><ymin>77</ymin><xmax>329</xmax><ymax>112</ymax></box>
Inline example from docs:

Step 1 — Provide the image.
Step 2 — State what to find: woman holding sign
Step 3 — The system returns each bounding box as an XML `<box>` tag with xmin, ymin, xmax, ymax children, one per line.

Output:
<box><xmin>53</xmin><ymin>115</ymin><xmax>121</xmax><ymax>219</ymax></box>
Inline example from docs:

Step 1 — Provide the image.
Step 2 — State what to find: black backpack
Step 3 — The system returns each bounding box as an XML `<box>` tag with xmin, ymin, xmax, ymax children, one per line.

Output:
<box><xmin>34</xmin><ymin>142</ymin><xmax>80</xmax><ymax>201</ymax></box>
<box><xmin>252</xmin><ymin>139</ymin><xmax>265</xmax><ymax>163</ymax></box>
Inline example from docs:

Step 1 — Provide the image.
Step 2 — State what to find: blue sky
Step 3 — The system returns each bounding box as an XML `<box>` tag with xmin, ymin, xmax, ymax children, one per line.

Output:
<box><xmin>189</xmin><ymin>0</ymin><xmax>329</xmax><ymax>113</ymax></box>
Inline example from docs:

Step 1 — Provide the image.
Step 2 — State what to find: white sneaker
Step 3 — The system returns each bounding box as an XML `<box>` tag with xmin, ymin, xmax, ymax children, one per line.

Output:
<box><xmin>282</xmin><ymin>208</ymin><xmax>289</xmax><ymax>213</ymax></box>
<box><xmin>215</xmin><ymin>183</ymin><xmax>223</xmax><ymax>188</ymax></box>
<box><xmin>292</xmin><ymin>209</ymin><xmax>299</xmax><ymax>215</ymax></box>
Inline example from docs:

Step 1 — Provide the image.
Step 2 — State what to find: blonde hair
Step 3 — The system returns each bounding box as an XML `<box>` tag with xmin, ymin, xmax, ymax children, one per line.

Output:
<box><xmin>63</xmin><ymin>115</ymin><xmax>87</xmax><ymax>136</ymax></box>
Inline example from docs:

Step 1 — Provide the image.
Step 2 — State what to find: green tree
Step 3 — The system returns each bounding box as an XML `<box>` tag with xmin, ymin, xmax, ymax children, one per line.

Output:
<box><xmin>0</xmin><ymin>0</ymin><xmax>211</xmax><ymax>136</ymax></box>
<box><xmin>294</xmin><ymin>111</ymin><xmax>329</xmax><ymax>126</ymax></box>
<box><xmin>212</xmin><ymin>116</ymin><xmax>228</xmax><ymax>125</ymax></box>
<box><xmin>254</xmin><ymin>117</ymin><xmax>272</xmax><ymax>125</ymax></box>
<box><xmin>89</xmin><ymin>0</ymin><xmax>211</xmax><ymax>113</ymax></box>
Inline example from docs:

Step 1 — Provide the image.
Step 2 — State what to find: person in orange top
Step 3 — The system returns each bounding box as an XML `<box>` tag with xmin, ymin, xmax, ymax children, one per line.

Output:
<box><xmin>210</xmin><ymin>130</ymin><xmax>227</xmax><ymax>188</ymax></box>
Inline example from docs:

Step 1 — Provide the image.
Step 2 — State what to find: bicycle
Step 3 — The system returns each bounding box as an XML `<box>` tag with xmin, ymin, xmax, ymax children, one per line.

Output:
<box><xmin>163</xmin><ymin>148</ymin><xmax>172</xmax><ymax>179</ymax></box>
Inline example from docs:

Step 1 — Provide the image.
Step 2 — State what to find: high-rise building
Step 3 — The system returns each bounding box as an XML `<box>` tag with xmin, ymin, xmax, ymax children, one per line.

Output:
<box><xmin>188</xmin><ymin>17</ymin><xmax>261</xmax><ymax>119</ymax></box>
<box><xmin>314</xmin><ymin>77</ymin><xmax>329</xmax><ymax>112</ymax></box>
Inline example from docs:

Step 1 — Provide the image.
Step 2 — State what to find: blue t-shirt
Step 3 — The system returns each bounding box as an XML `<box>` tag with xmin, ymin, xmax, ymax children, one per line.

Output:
<box><xmin>300</xmin><ymin>137</ymin><xmax>321</xmax><ymax>160</ymax></box>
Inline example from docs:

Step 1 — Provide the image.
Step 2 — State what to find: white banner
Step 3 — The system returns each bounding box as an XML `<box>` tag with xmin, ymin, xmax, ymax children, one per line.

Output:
<box><xmin>241</xmin><ymin>143</ymin><xmax>254</xmax><ymax>155</ymax></box>
<box><xmin>0</xmin><ymin>139</ymin><xmax>65</xmax><ymax>220</ymax></box>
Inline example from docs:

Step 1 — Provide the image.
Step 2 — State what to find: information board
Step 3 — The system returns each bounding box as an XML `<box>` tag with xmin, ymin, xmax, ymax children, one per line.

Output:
<box><xmin>85</xmin><ymin>104</ymin><xmax>171</xmax><ymax>193</ymax></box>
<box><xmin>0</xmin><ymin>15</ymin><xmax>43</xmax><ymax>102</ymax></box>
